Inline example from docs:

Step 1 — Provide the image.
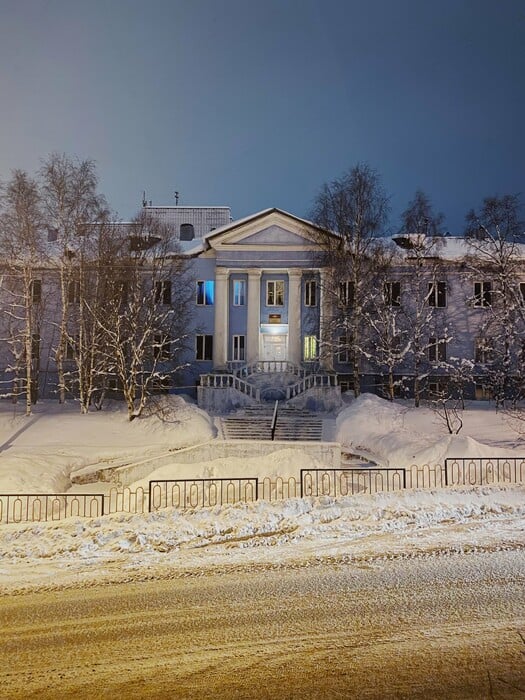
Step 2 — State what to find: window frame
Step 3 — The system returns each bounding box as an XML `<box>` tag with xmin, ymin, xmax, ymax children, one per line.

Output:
<box><xmin>475</xmin><ymin>337</ymin><xmax>494</xmax><ymax>364</ymax></box>
<box><xmin>339</xmin><ymin>280</ymin><xmax>354</xmax><ymax>307</ymax></box>
<box><xmin>195</xmin><ymin>334</ymin><xmax>213</xmax><ymax>361</ymax></box>
<box><xmin>428</xmin><ymin>337</ymin><xmax>447</xmax><ymax>363</ymax></box>
<box><xmin>31</xmin><ymin>279</ymin><xmax>42</xmax><ymax>304</ymax></box>
<box><xmin>266</xmin><ymin>279</ymin><xmax>284</xmax><ymax>307</ymax></box>
<box><xmin>428</xmin><ymin>281</ymin><xmax>447</xmax><ymax>308</ymax></box>
<box><xmin>196</xmin><ymin>280</ymin><xmax>215</xmax><ymax>306</ymax></box>
<box><xmin>303</xmin><ymin>335</ymin><xmax>318</xmax><ymax>361</ymax></box>
<box><xmin>304</xmin><ymin>279</ymin><xmax>317</xmax><ymax>307</ymax></box>
<box><xmin>153</xmin><ymin>332</ymin><xmax>171</xmax><ymax>361</ymax></box>
<box><xmin>473</xmin><ymin>281</ymin><xmax>492</xmax><ymax>308</ymax></box>
<box><xmin>232</xmin><ymin>334</ymin><xmax>245</xmax><ymax>362</ymax></box>
<box><xmin>232</xmin><ymin>279</ymin><xmax>246</xmax><ymax>306</ymax></box>
<box><xmin>155</xmin><ymin>280</ymin><xmax>172</xmax><ymax>306</ymax></box>
<box><xmin>384</xmin><ymin>281</ymin><xmax>401</xmax><ymax>307</ymax></box>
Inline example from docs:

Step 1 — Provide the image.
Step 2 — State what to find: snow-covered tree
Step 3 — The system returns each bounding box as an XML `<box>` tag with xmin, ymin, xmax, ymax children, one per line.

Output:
<box><xmin>311</xmin><ymin>163</ymin><xmax>390</xmax><ymax>396</ymax></box>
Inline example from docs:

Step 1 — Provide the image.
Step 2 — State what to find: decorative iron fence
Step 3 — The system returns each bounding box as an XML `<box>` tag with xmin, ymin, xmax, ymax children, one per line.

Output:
<box><xmin>0</xmin><ymin>494</ymin><xmax>104</xmax><ymax>524</ymax></box>
<box><xmin>149</xmin><ymin>478</ymin><xmax>259</xmax><ymax>512</ymax></box>
<box><xmin>300</xmin><ymin>469</ymin><xmax>406</xmax><ymax>498</ymax></box>
<box><xmin>444</xmin><ymin>457</ymin><xmax>525</xmax><ymax>486</ymax></box>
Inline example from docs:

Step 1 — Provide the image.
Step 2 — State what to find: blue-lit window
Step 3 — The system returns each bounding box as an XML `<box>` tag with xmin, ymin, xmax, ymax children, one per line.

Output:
<box><xmin>196</xmin><ymin>280</ymin><xmax>215</xmax><ymax>306</ymax></box>
<box><xmin>233</xmin><ymin>279</ymin><xmax>246</xmax><ymax>306</ymax></box>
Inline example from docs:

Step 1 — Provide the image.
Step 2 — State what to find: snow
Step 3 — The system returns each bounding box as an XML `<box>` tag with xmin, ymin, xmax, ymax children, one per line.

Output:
<box><xmin>0</xmin><ymin>392</ymin><xmax>524</xmax><ymax>592</ymax></box>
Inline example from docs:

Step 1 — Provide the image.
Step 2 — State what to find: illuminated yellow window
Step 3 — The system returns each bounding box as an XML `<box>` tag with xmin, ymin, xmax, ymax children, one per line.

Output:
<box><xmin>303</xmin><ymin>335</ymin><xmax>317</xmax><ymax>361</ymax></box>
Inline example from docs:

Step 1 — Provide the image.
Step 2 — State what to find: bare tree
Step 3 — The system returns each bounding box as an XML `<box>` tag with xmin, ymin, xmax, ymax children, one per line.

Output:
<box><xmin>311</xmin><ymin>163</ymin><xmax>390</xmax><ymax>396</ymax></box>
<box><xmin>39</xmin><ymin>153</ymin><xmax>108</xmax><ymax>404</ymax></box>
<box><xmin>464</xmin><ymin>194</ymin><xmax>525</xmax><ymax>406</ymax></box>
<box><xmin>0</xmin><ymin>171</ymin><xmax>45</xmax><ymax>415</ymax></box>
<box><xmin>94</xmin><ymin>212</ymin><xmax>192</xmax><ymax>420</ymax></box>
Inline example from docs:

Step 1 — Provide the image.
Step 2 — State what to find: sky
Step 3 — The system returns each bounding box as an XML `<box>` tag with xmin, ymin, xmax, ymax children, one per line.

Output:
<box><xmin>0</xmin><ymin>0</ymin><xmax>523</xmax><ymax>234</ymax></box>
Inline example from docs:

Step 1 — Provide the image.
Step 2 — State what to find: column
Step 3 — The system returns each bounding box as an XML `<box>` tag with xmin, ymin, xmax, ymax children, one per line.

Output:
<box><xmin>319</xmin><ymin>268</ymin><xmax>334</xmax><ymax>370</ymax></box>
<box><xmin>246</xmin><ymin>269</ymin><xmax>261</xmax><ymax>364</ymax></box>
<box><xmin>213</xmin><ymin>268</ymin><xmax>229</xmax><ymax>368</ymax></box>
<box><xmin>287</xmin><ymin>269</ymin><xmax>302</xmax><ymax>366</ymax></box>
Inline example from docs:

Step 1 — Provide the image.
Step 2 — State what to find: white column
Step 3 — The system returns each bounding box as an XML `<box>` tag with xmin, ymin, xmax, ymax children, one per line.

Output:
<box><xmin>319</xmin><ymin>268</ymin><xmax>333</xmax><ymax>370</ymax></box>
<box><xmin>246</xmin><ymin>269</ymin><xmax>261</xmax><ymax>364</ymax></box>
<box><xmin>213</xmin><ymin>268</ymin><xmax>229</xmax><ymax>368</ymax></box>
<box><xmin>287</xmin><ymin>269</ymin><xmax>302</xmax><ymax>366</ymax></box>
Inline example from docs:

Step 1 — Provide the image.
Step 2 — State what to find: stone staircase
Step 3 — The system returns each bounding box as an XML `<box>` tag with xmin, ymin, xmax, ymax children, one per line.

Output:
<box><xmin>222</xmin><ymin>405</ymin><xmax>324</xmax><ymax>442</ymax></box>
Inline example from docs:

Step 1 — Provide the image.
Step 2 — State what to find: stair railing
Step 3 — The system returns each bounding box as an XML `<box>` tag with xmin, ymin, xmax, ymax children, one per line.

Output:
<box><xmin>199</xmin><ymin>373</ymin><xmax>261</xmax><ymax>401</ymax></box>
<box><xmin>285</xmin><ymin>373</ymin><xmax>338</xmax><ymax>400</ymax></box>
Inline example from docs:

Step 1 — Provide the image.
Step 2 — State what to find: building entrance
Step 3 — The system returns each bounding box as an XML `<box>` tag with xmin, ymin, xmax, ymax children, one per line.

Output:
<box><xmin>261</xmin><ymin>334</ymin><xmax>288</xmax><ymax>362</ymax></box>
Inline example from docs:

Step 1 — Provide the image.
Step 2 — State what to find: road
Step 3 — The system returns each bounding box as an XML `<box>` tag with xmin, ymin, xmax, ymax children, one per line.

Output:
<box><xmin>1</xmin><ymin>550</ymin><xmax>524</xmax><ymax>699</ymax></box>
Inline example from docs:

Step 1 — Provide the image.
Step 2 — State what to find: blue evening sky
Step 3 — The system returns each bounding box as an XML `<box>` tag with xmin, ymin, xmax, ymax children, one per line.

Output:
<box><xmin>0</xmin><ymin>0</ymin><xmax>523</xmax><ymax>233</ymax></box>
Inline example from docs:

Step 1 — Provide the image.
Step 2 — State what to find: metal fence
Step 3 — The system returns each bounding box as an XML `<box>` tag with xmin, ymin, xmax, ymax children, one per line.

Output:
<box><xmin>0</xmin><ymin>493</ymin><xmax>104</xmax><ymax>524</ymax></box>
<box><xmin>149</xmin><ymin>478</ymin><xmax>259</xmax><ymax>512</ymax></box>
<box><xmin>301</xmin><ymin>469</ymin><xmax>406</xmax><ymax>498</ymax></box>
<box><xmin>444</xmin><ymin>457</ymin><xmax>525</xmax><ymax>486</ymax></box>
<box><xmin>2</xmin><ymin>457</ymin><xmax>524</xmax><ymax>524</ymax></box>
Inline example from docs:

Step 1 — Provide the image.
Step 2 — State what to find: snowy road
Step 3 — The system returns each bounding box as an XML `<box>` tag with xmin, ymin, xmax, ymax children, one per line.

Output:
<box><xmin>1</xmin><ymin>550</ymin><xmax>524</xmax><ymax>699</ymax></box>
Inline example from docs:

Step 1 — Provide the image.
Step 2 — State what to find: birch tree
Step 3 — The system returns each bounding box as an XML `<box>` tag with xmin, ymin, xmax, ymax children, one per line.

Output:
<box><xmin>311</xmin><ymin>163</ymin><xmax>390</xmax><ymax>397</ymax></box>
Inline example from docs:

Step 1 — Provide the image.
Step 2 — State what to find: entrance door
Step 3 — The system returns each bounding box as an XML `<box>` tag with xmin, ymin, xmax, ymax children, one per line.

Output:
<box><xmin>261</xmin><ymin>334</ymin><xmax>288</xmax><ymax>361</ymax></box>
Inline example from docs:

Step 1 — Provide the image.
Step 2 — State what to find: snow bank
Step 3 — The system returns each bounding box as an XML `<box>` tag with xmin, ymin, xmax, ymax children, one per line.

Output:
<box><xmin>337</xmin><ymin>394</ymin><xmax>522</xmax><ymax>468</ymax></box>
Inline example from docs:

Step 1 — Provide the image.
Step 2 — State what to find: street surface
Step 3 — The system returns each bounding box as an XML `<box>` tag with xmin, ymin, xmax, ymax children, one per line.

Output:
<box><xmin>1</xmin><ymin>550</ymin><xmax>524</xmax><ymax>699</ymax></box>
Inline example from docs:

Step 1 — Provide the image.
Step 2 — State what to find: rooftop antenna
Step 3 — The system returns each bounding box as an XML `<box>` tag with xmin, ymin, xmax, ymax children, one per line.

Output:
<box><xmin>174</xmin><ymin>191</ymin><xmax>180</xmax><ymax>206</ymax></box>
<box><xmin>142</xmin><ymin>191</ymin><xmax>147</xmax><ymax>207</ymax></box>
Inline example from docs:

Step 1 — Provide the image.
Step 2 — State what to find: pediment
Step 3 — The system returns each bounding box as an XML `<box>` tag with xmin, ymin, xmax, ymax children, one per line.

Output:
<box><xmin>206</xmin><ymin>209</ymin><xmax>323</xmax><ymax>251</ymax></box>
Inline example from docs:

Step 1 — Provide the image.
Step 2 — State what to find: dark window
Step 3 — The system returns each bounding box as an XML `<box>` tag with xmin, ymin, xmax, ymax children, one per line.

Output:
<box><xmin>337</xmin><ymin>335</ymin><xmax>351</xmax><ymax>363</ymax></box>
<box><xmin>31</xmin><ymin>279</ymin><xmax>42</xmax><ymax>304</ymax></box>
<box><xmin>520</xmin><ymin>282</ymin><xmax>525</xmax><ymax>305</ymax></box>
<box><xmin>428</xmin><ymin>337</ymin><xmax>447</xmax><ymax>363</ymax></box>
<box><xmin>266</xmin><ymin>280</ymin><xmax>284</xmax><ymax>306</ymax></box>
<box><xmin>384</xmin><ymin>281</ymin><xmax>401</xmax><ymax>307</ymax></box>
<box><xmin>305</xmin><ymin>280</ymin><xmax>317</xmax><ymax>306</ymax></box>
<box><xmin>339</xmin><ymin>281</ymin><xmax>354</xmax><ymax>307</ymax></box>
<box><xmin>47</xmin><ymin>227</ymin><xmax>58</xmax><ymax>242</ymax></box>
<box><xmin>180</xmin><ymin>223</ymin><xmax>195</xmax><ymax>241</ymax></box>
<box><xmin>66</xmin><ymin>336</ymin><xmax>78</xmax><ymax>361</ymax></box>
<box><xmin>475</xmin><ymin>337</ymin><xmax>493</xmax><ymax>364</ymax></box>
<box><xmin>473</xmin><ymin>281</ymin><xmax>492</xmax><ymax>307</ymax></box>
<box><xmin>196</xmin><ymin>334</ymin><xmax>213</xmax><ymax>361</ymax></box>
<box><xmin>153</xmin><ymin>333</ymin><xmax>171</xmax><ymax>361</ymax></box>
<box><xmin>232</xmin><ymin>335</ymin><xmax>245</xmax><ymax>361</ymax></box>
<box><xmin>31</xmin><ymin>334</ymin><xmax>40</xmax><ymax>360</ymax></box>
<box><xmin>68</xmin><ymin>280</ymin><xmax>80</xmax><ymax>304</ymax></box>
<box><xmin>155</xmin><ymin>280</ymin><xmax>172</xmax><ymax>305</ymax></box>
<box><xmin>428</xmin><ymin>281</ymin><xmax>447</xmax><ymax>307</ymax></box>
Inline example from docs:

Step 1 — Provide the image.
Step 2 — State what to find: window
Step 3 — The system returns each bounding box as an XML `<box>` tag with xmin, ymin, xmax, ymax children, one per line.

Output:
<box><xmin>520</xmin><ymin>282</ymin><xmax>525</xmax><ymax>305</ymax></box>
<box><xmin>68</xmin><ymin>280</ymin><xmax>80</xmax><ymax>304</ymax></box>
<box><xmin>180</xmin><ymin>223</ymin><xmax>194</xmax><ymax>241</ymax></box>
<box><xmin>196</xmin><ymin>334</ymin><xmax>213</xmax><ymax>361</ymax></box>
<box><xmin>153</xmin><ymin>333</ymin><xmax>171</xmax><ymax>361</ymax></box>
<box><xmin>337</xmin><ymin>335</ymin><xmax>351</xmax><ymax>363</ymax></box>
<box><xmin>339</xmin><ymin>281</ymin><xmax>354</xmax><ymax>307</ymax></box>
<box><xmin>31</xmin><ymin>279</ymin><xmax>41</xmax><ymax>304</ymax></box>
<box><xmin>233</xmin><ymin>279</ymin><xmax>246</xmax><ymax>306</ymax></box>
<box><xmin>266</xmin><ymin>280</ymin><xmax>284</xmax><ymax>306</ymax></box>
<box><xmin>305</xmin><ymin>280</ymin><xmax>317</xmax><ymax>307</ymax></box>
<box><xmin>428</xmin><ymin>281</ymin><xmax>447</xmax><ymax>308</ymax></box>
<box><xmin>47</xmin><ymin>227</ymin><xmax>58</xmax><ymax>242</ymax></box>
<box><xmin>428</xmin><ymin>337</ymin><xmax>447</xmax><ymax>363</ymax></box>
<box><xmin>65</xmin><ymin>336</ymin><xmax>78</xmax><ymax>361</ymax></box>
<box><xmin>196</xmin><ymin>280</ymin><xmax>215</xmax><ymax>305</ymax></box>
<box><xmin>31</xmin><ymin>334</ymin><xmax>40</xmax><ymax>360</ymax></box>
<box><xmin>155</xmin><ymin>280</ymin><xmax>172</xmax><ymax>305</ymax></box>
<box><xmin>232</xmin><ymin>335</ymin><xmax>245</xmax><ymax>361</ymax></box>
<box><xmin>475</xmin><ymin>337</ymin><xmax>494</xmax><ymax>364</ymax></box>
<box><xmin>303</xmin><ymin>335</ymin><xmax>318</xmax><ymax>361</ymax></box>
<box><xmin>384</xmin><ymin>281</ymin><xmax>401</xmax><ymax>307</ymax></box>
<box><xmin>473</xmin><ymin>281</ymin><xmax>492</xmax><ymax>307</ymax></box>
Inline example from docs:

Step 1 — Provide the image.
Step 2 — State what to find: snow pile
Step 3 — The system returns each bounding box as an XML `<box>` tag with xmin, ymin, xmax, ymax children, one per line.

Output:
<box><xmin>337</xmin><ymin>394</ymin><xmax>522</xmax><ymax>468</ymax></box>
<box><xmin>1</xmin><ymin>484</ymin><xmax>523</xmax><ymax>591</ymax></box>
<box><xmin>0</xmin><ymin>396</ymin><xmax>215</xmax><ymax>493</ymax></box>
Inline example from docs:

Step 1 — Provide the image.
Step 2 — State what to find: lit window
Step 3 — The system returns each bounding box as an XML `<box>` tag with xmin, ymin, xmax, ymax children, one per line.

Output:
<box><xmin>196</xmin><ymin>334</ymin><xmax>213</xmax><ymax>361</ymax></box>
<box><xmin>233</xmin><ymin>279</ymin><xmax>246</xmax><ymax>306</ymax></box>
<box><xmin>305</xmin><ymin>280</ymin><xmax>317</xmax><ymax>306</ymax></box>
<box><xmin>266</xmin><ymin>280</ymin><xmax>284</xmax><ymax>306</ymax></box>
<box><xmin>428</xmin><ymin>281</ymin><xmax>447</xmax><ymax>307</ymax></box>
<box><xmin>196</xmin><ymin>280</ymin><xmax>215</xmax><ymax>305</ymax></box>
<box><xmin>232</xmin><ymin>335</ymin><xmax>245</xmax><ymax>361</ymax></box>
<box><xmin>304</xmin><ymin>335</ymin><xmax>318</xmax><ymax>361</ymax></box>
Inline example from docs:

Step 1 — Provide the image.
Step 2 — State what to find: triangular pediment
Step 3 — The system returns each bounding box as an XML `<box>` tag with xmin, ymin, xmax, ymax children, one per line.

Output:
<box><xmin>205</xmin><ymin>208</ymin><xmax>325</xmax><ymax>251</ymax></box>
